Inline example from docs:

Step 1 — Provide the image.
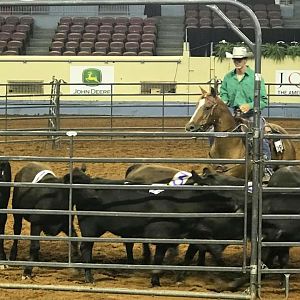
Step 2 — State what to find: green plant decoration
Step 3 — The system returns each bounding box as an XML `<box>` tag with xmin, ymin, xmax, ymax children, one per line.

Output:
<box><xmin>213</xmin><ymin>41</ymin><xmax>234</xmax><ymax>62</ymax></box>
<box><xmin>261</xmin><ymin>43</ymin><xmax>286</xmax><ymax>62</ymax></box>
<box><xmin>286</xmin><ymin>43</ymin><xmax>300</xmax><ymax>60</ymax></box>
<box><xmin>213</xmin><ymin>42</ymin><xmax>300</xmax><ymax>61</ymax></box>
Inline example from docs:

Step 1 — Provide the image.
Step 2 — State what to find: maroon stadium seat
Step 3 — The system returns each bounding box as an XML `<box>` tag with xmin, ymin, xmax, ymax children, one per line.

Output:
<box><xmin>138</xmin><ymin>51</ymin><xmax>153</xmax><ymax>56</ymax></box>
<box><xmin>52</xmin><ymin>32</ymin><xmax>67</xmax><ymax>42</ymax></box>
<box><xmin>140</xmin><ymin>41</ymin><xmax>155</xmax><ymax>53</ymax></box>
<box><xmin>72</xmin><ymin>16</ymin><xmax>86</xmax><ymax>25</ymax></box>
<box><xmin>2</xmin><ymin>50</ymin><xmax>19</xmax><ymax>55</ymax></box>
<box><xmin>107</xmin><ymin>51</ymin><xmax>122</xmax><ymax>56</ymax></box>
<box><xmin>185</xmin><ymin>17</ymin><xmax>198</xmax><ymax>27</ymax></box>
<box><xmin>92</xmin><ymin>51</ymin><xmax>107</xmax><ymax>55</ymax></box>
<box><xmin>49</xmin><ymin>50</ymin><xmax>62</xmax><ymax>56</ymax></box>
<box><xmin>7</xmin><ymin>40</ymin><xmax>24</xmax><ymax>54</ymax></box>
<box><xmin>62</xmin><ymin>50</ymin><xmax>76</xmax><ymax>56</ymax></box>
<box><xmin>97</xmin><ymin>32</ymin><xmax>111</xmax><ymax>42</ymax></box>
<box><xmin>94</xmin><ymin>41</ymin><xmax>109</xmax><ymax>53</ymax></box>
<box><xmin>115</xmin><ymin>17</ymin><xmax>129</xmax><ymax>26</ymax></box>
<box><xmin>114</xmin><ymin>24</ymin><xmax>128</xmax><ymax>34</ymax></box>
<box><xmin>270</xmin><ymin>18</ymin><xmax>284</xmax><ymax>28</ymax></box>
<box><xmin>0</xmin><ymin>32</ymin><xmax>12</xmax><ymax>42</ymax></box>
<box><xmin>142</xmin><ymin>25</ymin><xmax>157</xmax><ymax>34</ymax></box>
<box><xmin>84</xmin><ymin>24</ymin><xmax>99</xmax><ymax>34</ymax></box>
<box><xmin>65</xmin><ymin>40</ymin><xmax>79</xmax><ymax>53</ymax></box>
<box><xmin>70</xmin><ymin>24</ymin><xmax>84</xmax><ymax>34</ymax></box>
<box><xmin>79</xmin><ymin>41</ymin><xmax>94</xmax><ymax>53</ymax></box>
<box><xmin>59</xmin><ymin>16</ymin><xmax>73</xmax><ymax>25</ymax></box>
<box><xmin>101</xmin><ymin>17</ymin><xmax>115</xmax><ymax>25</ymax></box>
<box><xmin>82</xmin><ymin>32</ymin><xmax>96</xmax><ymax>43</ymax></box>
<box><xmin>143</xmin><ymin>17</ymin><xmax>157</xmax><ymax>26</ymax></box>
<box><xmin>112</xmin><ymin>33</ymin><xmax>126</xmax><ymax>42</ymax></box>
<box><xmin>1</xmin><ymin>24</ymin><xmax>16</xmax><ymax>33</ymax></box>
<box><xmin>56</xmin><ymin>24</ymin><xmax>70</xmax><ymax>34</ymax></box>
<box><xmin>67</xmin><ymin>32</ymin><xmax>82</xmax><ymax>42</ymax></box>
<box><xmin>199</xmin><ymin>17</ymin><xmax>212</xmax><ymax>28</ymax></box>
<box><xmin>123</xmin><ymin>51</ymin><xmax>137</xmax><ymax>56</ymax></box>
<box><xmin>77</xmin><ymin>51</ymin><xmax>91</xmax><ymax>56</ymax></box>
<box><xmin>110</xmin><ymin>41</ymin><xmax>124</xmax><ymax>53</ymax></box>
<box><xmin>127</xmin><ymin>33</ymin><xmax>141</xmax><ymax>43</ymax></box>
<box><xmin>185</xmin><ymin>10</ymin><xmax>198</xmax><ymax>18</ymax></box>
<box><xmin>129</xmin><ymin>17</ymin><xmax>143</xmax><ymax>26</ymax></box>
<box><xmin>128</xmin><ymin>24</ymin><xmax>143</xmax><ymax>34</ymax></box>
<box><xmin>86</xmin><ymin>17</ymin><xmax>101</xmax><ymax>26</ymax></box>
<box><xmin>99</xmin><ymin>24</ymin><xmax>114</xmax><ymax>34</ymax></box>
<box><xmin>5</xmin><ymin>16</ymin><xmax>20</xmax><ymax>25</ymax></box>
<box><xmin>141</xmin><ymin>33</ymin><xmax>156</xmax><ymax>43</ymax></box>
<box><xmin>124</xmin><ymin>41</ymin><xmax>139</xmax><ymax>53</ymax></box>
<box><xmin>50</xmin><ymin>40</ymin><xmax>64</xmax><ymax>53</ymax></box>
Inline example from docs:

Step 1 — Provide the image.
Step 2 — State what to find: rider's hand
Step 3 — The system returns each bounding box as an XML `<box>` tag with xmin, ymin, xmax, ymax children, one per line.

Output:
<box><xmin>239</xmin><ymin>103</ymin><xmax>250</xmax><ymax>113</ymax></box>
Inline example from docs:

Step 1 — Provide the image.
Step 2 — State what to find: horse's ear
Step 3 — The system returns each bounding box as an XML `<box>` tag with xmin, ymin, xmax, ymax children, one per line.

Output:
<box><xmin>199</xmin><ymin>86</ymin><xmax>207</xmax><ymax>95</ymax></box>
<box><xmin>210</xmin><ymin>87</ymin><xmax>217</xmax><ymax>98</ymax></box>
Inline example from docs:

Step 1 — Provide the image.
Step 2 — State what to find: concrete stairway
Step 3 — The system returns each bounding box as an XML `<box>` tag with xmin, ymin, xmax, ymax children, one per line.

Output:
<box><xmin>155</xmin><ymin>16</ymin><xmax>185</xmax><ymax>56</ymax></box>
<box><xmin>25</xmin><ymin>26</ymin><xmax>56</xmax><ymax>55</ymax></box>
<box><xmin>283</xmin><ymin>1</ymin><xmax>300</xmax><ymax>28</ymax></box>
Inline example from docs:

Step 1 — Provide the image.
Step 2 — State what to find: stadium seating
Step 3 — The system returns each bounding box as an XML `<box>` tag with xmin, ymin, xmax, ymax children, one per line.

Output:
<box><xmin>184</xmin><ymin>1</ymin><xmax>283</xmax><ymax>29</ymax></box>
<box><xmin>49</xmin><ymin>16</ymin><xmax>158</xmax><ymax>56</ymax></box>
<box><xmin>0</xmin><ymin>15</ymin><xmax>34</xmax><ymax>55</ymax></box>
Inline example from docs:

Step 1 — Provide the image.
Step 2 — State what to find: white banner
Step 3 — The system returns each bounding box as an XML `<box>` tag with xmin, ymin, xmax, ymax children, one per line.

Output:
<box><xmin>70</xmin><ymin>66</ymin><xmax>114</xmax><ymax>95</ymax></box>
<box><xmin>275</xmin><ymin>70</ymin><xmax>300</xmax><ymax>96</ymax></box>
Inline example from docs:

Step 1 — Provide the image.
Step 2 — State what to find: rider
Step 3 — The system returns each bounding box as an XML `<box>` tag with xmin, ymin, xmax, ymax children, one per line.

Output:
<box><xmin>219</xmin><ymin>46</ymin><xmax>273</xmax><ymax>182</ymax></box>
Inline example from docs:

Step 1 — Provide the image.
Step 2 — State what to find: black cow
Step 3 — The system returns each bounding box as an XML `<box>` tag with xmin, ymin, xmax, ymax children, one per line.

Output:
<box><xmin>0</xmin><ymin>160</ymin><xmax>11</xmax><ymax>261</ymax></box>
<box><xmin>9</xmin><ymin>162</ymin><xmax>90</xmax><ymax>278</ymax></box>
<box><xmin>264</xmin><ymin>166</ymin><xmax>300</xmax><ymax>270</ymax></box>
<box><xmin>69</xmin><ymin>167</ymin><xmax>244</xmax><ymax>286</ymax></box>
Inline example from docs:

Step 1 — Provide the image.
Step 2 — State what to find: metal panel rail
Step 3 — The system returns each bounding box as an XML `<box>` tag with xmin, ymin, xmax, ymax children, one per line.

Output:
<box><xmin>0</xmin><ymin>128</ymin><xmax>251</xmax><ymax>299</ymax></box>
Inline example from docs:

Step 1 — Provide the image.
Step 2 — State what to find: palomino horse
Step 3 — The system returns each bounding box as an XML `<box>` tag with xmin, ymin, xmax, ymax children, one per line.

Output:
<box><xmin>185</xmin><ymin>88</ymin><xmax>296</xmax><ymax>178</ymax></box>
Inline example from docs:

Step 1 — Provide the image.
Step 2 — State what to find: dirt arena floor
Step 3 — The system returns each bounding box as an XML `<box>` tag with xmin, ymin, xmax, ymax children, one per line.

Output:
<box><xmin>0</xmin><ymin>117</ymin><xmax>300</xmax><ymax>300</ymax></box>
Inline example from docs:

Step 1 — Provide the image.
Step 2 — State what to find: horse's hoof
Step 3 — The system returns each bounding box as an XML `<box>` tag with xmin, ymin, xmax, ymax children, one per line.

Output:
<box><xmin>151</xmin><ymin>278</ymin><xmax>161</xmax><ymax>287</ymax></box>
<box><xmin>0</xmin><ymin>264</ymin><xmax>8</xmax><ymax>269</ymax></box>
<box><xmin>22</xmin><ymin>275</ymin><xmax>32</xmax><ymax>280</ymax></box>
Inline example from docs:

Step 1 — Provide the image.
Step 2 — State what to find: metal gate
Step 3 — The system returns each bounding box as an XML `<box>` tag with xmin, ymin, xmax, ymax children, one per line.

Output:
<box><xmin>0</xmin><ymin>1</ymin><xmax>297</xmax><ymax>300</ymax></box>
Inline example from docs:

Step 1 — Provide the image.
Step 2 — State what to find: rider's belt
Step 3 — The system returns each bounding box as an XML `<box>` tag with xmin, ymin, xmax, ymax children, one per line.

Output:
<box><xmin>234</xmin><ymin>107</ymin><xmax>254</xmax><ymax>118</ymax></box>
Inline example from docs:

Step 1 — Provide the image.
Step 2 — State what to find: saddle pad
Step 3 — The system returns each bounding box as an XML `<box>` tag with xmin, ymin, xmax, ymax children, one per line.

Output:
<box><xmin>32</xmin><ymin>170</ymin><xmax>56</xmax><ymax>183</ymax></box>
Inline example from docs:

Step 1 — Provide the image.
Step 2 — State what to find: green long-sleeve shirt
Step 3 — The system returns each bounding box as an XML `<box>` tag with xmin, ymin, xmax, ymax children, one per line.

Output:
<box><xmin>220</xmin><ymin>66</ymin><xmax>268</xmax><ymax>110</ymax></box>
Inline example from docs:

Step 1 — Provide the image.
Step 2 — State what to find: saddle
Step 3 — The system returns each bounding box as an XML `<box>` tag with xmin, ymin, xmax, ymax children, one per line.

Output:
<box><xmin>233</xmin><ymin>112</ymin><xmax>284</xmax><ymax>154</ymax></box>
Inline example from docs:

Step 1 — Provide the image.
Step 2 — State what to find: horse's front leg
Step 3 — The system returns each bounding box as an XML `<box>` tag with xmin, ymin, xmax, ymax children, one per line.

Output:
<box><xmin>23</xmin><ymin>224</ymin><xmax>42</xmax><ymax>279</ymax></box>
<box><xmin>151</xmin><ymin>244</ymin><xmax>169</xmax><ymax>287</ymax></box>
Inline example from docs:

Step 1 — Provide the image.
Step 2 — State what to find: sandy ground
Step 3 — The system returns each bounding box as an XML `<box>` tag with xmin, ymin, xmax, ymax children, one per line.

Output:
<box><xmin>0</xmin><ymin>117</ymin><xmax>299</xmax><ymax>300</ymax></box>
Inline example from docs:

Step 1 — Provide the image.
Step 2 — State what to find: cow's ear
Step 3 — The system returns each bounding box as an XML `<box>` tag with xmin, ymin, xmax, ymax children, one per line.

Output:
<box><xmin>191</xmin><ymin>170</ymin><xmax>200</xmax><ymax>182</ymax></box>
<box><xmin>81</xmin><ymin>163</ymin><xmax>87</xmax><ymax>172</ymax></box>
<box><xmin>202</xmin><ymin>167</ymin><xmax>212</xmax><ymax>177</ymax></box>
<box><xmin>63</xmin><ymin>173</ymin><xmax>70</xmax><ymax>183</ymax></box>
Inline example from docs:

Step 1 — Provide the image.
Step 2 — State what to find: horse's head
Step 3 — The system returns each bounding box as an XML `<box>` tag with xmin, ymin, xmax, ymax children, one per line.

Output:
<box><xmin>185</xmin><ymin>87</ymin><xmax>220</xmax><ymax>132</ymax></box>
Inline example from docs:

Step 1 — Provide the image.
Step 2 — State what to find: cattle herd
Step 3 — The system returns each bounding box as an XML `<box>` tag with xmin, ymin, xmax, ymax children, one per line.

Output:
<box><xmin>0</xmin><ymin>159</ymin><xmax>300</xmax><ymax>292</ymax></box>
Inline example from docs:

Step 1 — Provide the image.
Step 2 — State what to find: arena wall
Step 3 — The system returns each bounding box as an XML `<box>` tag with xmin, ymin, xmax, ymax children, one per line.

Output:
<box><xmin>0</xmin><ymin>43</ymin><xmax>299</xmax><ymax>116</ymax></box>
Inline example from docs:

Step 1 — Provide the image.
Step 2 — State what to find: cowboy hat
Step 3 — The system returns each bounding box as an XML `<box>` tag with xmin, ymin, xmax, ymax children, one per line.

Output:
<box><xmin>225</xmin><ymin>46</ymin><xmax>252</xmax><ymax>59</ymax></box>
